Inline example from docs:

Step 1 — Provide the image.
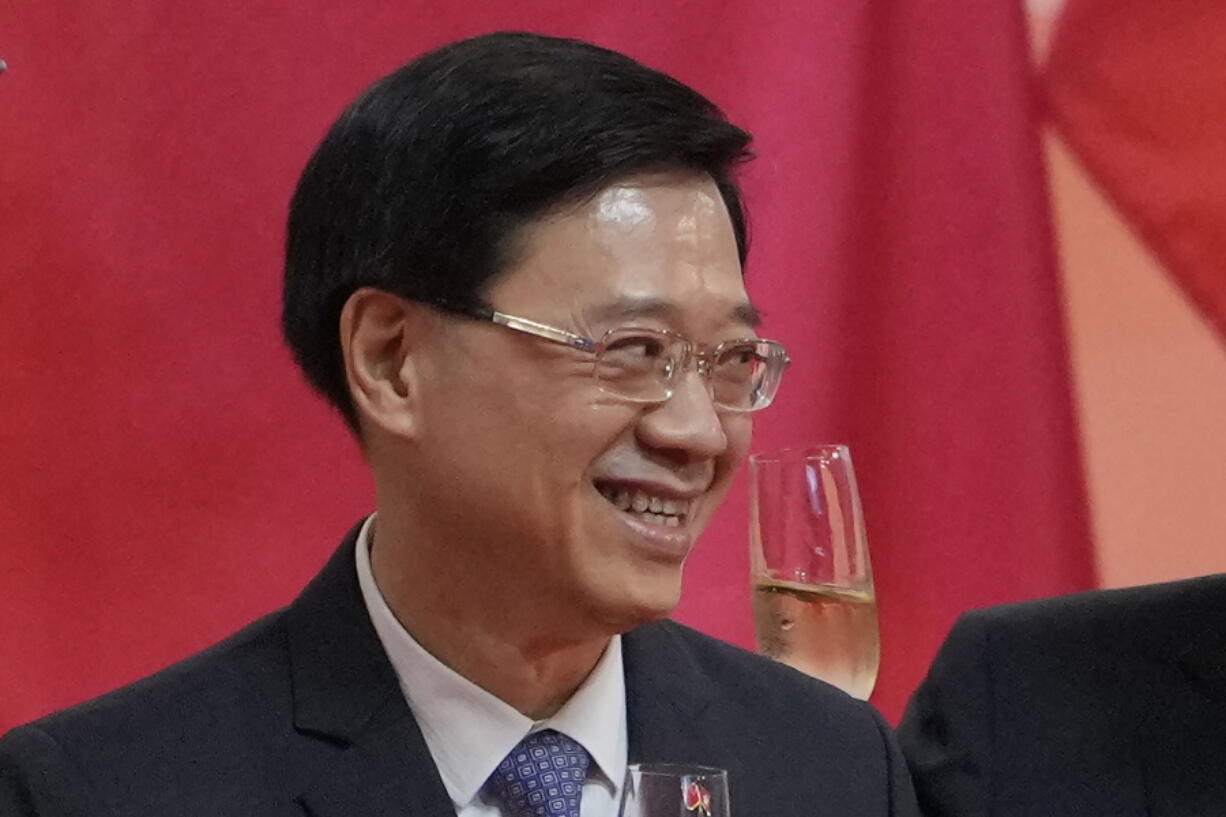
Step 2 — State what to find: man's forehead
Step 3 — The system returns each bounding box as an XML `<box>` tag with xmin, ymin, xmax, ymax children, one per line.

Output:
<box><xmin>490</xmin><ymin>173</ymin><xmax>749</xmax><ymax>330</ymax></box>
<box><xmin>589</xmin><ymin>179</ymin><xmax>723</xmax><ymax>229</ymax></box>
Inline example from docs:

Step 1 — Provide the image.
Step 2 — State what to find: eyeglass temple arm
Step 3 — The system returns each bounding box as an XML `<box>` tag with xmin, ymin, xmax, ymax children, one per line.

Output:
<box><xmin>488</xmin><ymin>311</ymin><xmax>597</xmax><ymax>352</ymax></box>
<box><xmin>425</xmin><ymin>299</ymin><xmax>597</xmax><ymax>353</ymax></box>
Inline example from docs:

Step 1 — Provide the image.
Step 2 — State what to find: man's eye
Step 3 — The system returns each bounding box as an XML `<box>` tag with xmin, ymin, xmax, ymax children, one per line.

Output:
<box><xmin>719</xmin><ymin>344</ymin><xmax>763</xmax><ymax>367</ymax></box>
<box><xmin>606</xmin><ymin>336</ymin><xmax>667</xmax><ymax>358</ymax></box>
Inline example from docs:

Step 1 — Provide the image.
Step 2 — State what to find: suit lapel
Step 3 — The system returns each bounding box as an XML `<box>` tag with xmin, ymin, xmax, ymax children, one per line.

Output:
<box><xmin>623</xmin><ymin>622</ymin><xmax>747</xmax><ymax>813</ymax></box>
<box><xmin>286</xmin><ymin>524</ymin><xmax>455</xmax><ymax>817</ymax></box>
<box><xmin>1142</xmin><ymin>608</ymin><xmax>1226</xmax><ymax>817</ymax></box>
<box><xmin>294</xmin><ymin>705</ymin><xmax>454</xmax><ymax>817</ymax></box>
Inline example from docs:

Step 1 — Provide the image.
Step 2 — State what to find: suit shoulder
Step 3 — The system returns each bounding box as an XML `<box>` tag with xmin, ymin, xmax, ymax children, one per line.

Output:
<box><xmin>0</xmin><ymin>607</ymin><xmax>311</xmax><ymax>816</ymax></box>
<box><xmin>909</xmin><ymin>574</ymin><xmax>1226</xmax><ymax>733</ymax></box>
<box><xmin>13</xmin><ymin>606</ymin><xmax>291</xmax><ymax>745</ymax></box>
<box><xmin>955</xmin><ymin>573</ymin><xmax>1226</xmax><ymax>651</ymax></box>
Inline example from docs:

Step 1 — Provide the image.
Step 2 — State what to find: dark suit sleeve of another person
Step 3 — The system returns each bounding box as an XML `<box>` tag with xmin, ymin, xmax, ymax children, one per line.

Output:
<box><xmin>894</xmin><ymin>586</ymin><xmax>1203</xmax><ymax>817</ymax></box>
<box><xmin>895</xmin><ymin>614</ymin><xmax>995</xmax><ymax>817</ymax></box>
<box><xmin>0</xmin><ymin>722</ymin><xmax>103</xmax><ymax>817</ymax></box>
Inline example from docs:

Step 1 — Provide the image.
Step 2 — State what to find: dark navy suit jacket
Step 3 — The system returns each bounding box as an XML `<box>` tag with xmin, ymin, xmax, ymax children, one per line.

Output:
<box><xmin>1</xmin><ymin>525</ymin><xmax>918</xmax><ymax>816</ymax></box>
<box><xmin>899</xmin><ymin>575</ymin><xmax>1226</xmax><ymax>817</ymax></box>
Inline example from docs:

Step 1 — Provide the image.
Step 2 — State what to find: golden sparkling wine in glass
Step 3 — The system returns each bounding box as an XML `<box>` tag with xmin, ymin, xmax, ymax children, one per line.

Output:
<box><xmin>751</xmin><ymin>579</ymin><xmax>880</xmax><ymax>701</ymax></box>
<box><xmin>749</xmin><ymin>445</ymin><xmax>881</xmax><ymax>700</ymax></box>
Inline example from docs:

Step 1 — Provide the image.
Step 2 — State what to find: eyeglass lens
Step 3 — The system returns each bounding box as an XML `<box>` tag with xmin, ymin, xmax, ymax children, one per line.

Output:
<box><xmin>593</xmin><ymin>330</ymin><xmax>783</xmax><ymax>411</ymax></box>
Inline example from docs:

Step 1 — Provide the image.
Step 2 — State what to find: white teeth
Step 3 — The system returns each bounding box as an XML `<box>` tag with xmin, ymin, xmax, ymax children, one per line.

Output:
<box><xmin>599</xmin><ymin>483</ymin><xmax>691</xmax><ymax>524</ymax></box>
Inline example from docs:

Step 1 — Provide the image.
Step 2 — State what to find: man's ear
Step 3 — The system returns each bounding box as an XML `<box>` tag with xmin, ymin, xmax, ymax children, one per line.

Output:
<box><xmin>339</xmin><ymin>288</ymin><xmax>432</xmax><ymax>440</ymax></box>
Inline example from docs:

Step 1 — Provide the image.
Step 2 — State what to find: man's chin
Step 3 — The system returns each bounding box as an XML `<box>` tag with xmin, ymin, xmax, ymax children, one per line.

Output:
<box><xmin>587</xmin><ymin>581</ymin><xmax>683</xmax><ymax>634</ymax></box>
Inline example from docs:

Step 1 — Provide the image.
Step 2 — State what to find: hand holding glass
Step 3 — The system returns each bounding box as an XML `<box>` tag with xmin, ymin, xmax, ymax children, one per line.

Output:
<box><xmin>749</xmin><ymin>445</ymin><xmax>880</xmax><ymax>699</ymax></box>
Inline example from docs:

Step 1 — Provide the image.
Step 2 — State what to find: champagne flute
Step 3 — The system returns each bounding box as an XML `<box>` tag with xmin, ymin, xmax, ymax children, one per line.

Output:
<box><xmin>617</xmin><ymin>764</ymin><xmax>730</xmax><ymax>817</ymax></box>
<box><xmin>749</xmin><ymin>445</ymin><xmax>880</xmax><ymax>699</ymax></box>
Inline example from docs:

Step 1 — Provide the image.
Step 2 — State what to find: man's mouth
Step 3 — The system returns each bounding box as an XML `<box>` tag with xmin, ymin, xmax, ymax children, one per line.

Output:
<box><xmin>595</xmin><ymin>482</ymin><xmax>693</xmax><ymax>528</ymax></box>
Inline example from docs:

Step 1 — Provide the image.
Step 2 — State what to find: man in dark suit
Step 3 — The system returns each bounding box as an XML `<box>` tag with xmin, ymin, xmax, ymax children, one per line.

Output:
<box><xmin>898</xmin><ymin>574</ymin><xmax>1226</xmax><ymax>817</ymax></box>
<box><xmin>0</xmin><ymin>32</ymin><xmax>918</xmax><ymax>817</ymax></box>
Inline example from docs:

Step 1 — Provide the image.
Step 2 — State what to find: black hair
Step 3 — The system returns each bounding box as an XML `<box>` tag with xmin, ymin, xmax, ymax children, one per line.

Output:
<box><xmin>283</xmin><ymin>31</ymin><xmax>753</xmax><ymax>430</ymax></box>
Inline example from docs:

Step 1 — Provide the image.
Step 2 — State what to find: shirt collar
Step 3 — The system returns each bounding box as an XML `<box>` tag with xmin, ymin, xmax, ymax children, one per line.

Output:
<box><xmin>354</xmin><ymin>514</ymin><xmax>627</xmax><ymax>808</ymax></box>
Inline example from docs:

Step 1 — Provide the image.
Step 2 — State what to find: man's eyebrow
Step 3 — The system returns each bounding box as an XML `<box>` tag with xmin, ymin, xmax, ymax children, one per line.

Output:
<box><xmin>587</xmin><ymin>296</ymin><xmax>762</xmax><ymax>328</ymax></box>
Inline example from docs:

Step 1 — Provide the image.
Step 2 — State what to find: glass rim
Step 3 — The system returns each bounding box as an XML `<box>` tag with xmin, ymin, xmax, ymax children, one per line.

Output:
<box><xmin>624</xmin><ymin>762</ymin><xmax>728</xmax><ymax>779</ymax></box>
<box><xmin>748</xmin><ymin>443</ymin><xmax>851</xmax><ymax>465</ymax></box>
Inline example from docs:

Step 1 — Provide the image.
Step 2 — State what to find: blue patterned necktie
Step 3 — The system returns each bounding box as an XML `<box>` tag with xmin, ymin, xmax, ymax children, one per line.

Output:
<box><xmin>483</xmin><ymin>729</ymin><xmax>591</xmax><ymax>817</ymax></box>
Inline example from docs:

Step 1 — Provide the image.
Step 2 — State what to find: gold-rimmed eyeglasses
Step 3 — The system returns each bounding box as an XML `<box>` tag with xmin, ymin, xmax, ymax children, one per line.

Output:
<box><xmin>430</xmin><ymin>301</ymin><xmax>790</xmax><ymax>412</ymax></box>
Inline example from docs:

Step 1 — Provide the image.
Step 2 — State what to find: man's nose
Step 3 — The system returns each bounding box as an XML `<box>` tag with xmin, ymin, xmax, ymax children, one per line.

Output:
<box><xmin>636</xmin><ymin>369</ymin><xmax>728</xmax><ymax>459</ymax></box>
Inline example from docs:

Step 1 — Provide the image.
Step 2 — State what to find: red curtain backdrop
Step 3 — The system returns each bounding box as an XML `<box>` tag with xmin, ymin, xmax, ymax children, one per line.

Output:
<box><xmin>1045</xmin><ymin>0</ymin><xmax>1226</xmax><ymax>343</ymax></box>
<box><xmin>0</xmin><ymin>0</ymin><xmax>1094</xmax><ymax>731</ymax></box>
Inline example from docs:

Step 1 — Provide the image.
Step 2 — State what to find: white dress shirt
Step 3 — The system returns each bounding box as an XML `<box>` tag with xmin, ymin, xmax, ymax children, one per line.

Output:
<box><xmin>354</xmin><ymin>515</ymin><xmax>628</xmax><ymax>817</ymax></box>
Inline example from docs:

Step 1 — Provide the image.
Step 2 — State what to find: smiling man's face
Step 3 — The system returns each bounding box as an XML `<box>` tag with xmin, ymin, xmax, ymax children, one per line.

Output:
<box><xmin>410</xmin><ymin>172</ymin><xmax>755</xmax><ymax>636</ymax></box>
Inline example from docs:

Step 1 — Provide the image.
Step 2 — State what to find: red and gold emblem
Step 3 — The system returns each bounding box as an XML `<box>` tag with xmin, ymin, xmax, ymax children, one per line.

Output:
<box><xmin>683</xmin><ymin>780</ymin><xmax>712</xmax><ymax>816</ymax></box>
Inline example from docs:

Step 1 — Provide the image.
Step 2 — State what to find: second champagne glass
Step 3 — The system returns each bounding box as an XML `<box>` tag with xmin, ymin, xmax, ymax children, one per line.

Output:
<box><xmin>749</xmin><ymin>444</ymin><xmax>880</xmax><ymax>700</ymax></box>
<box><xmin>617</xmin><ymin>764</ymin><xmax>730</xmax><ymax>817</ymax></box>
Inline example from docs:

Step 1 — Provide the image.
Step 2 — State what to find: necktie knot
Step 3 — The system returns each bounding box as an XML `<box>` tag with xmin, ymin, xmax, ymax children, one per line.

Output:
<box><xmin>483</xmin><ymin>729</ymin><xmax>591</xmax><ymax>817</ymax></box>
